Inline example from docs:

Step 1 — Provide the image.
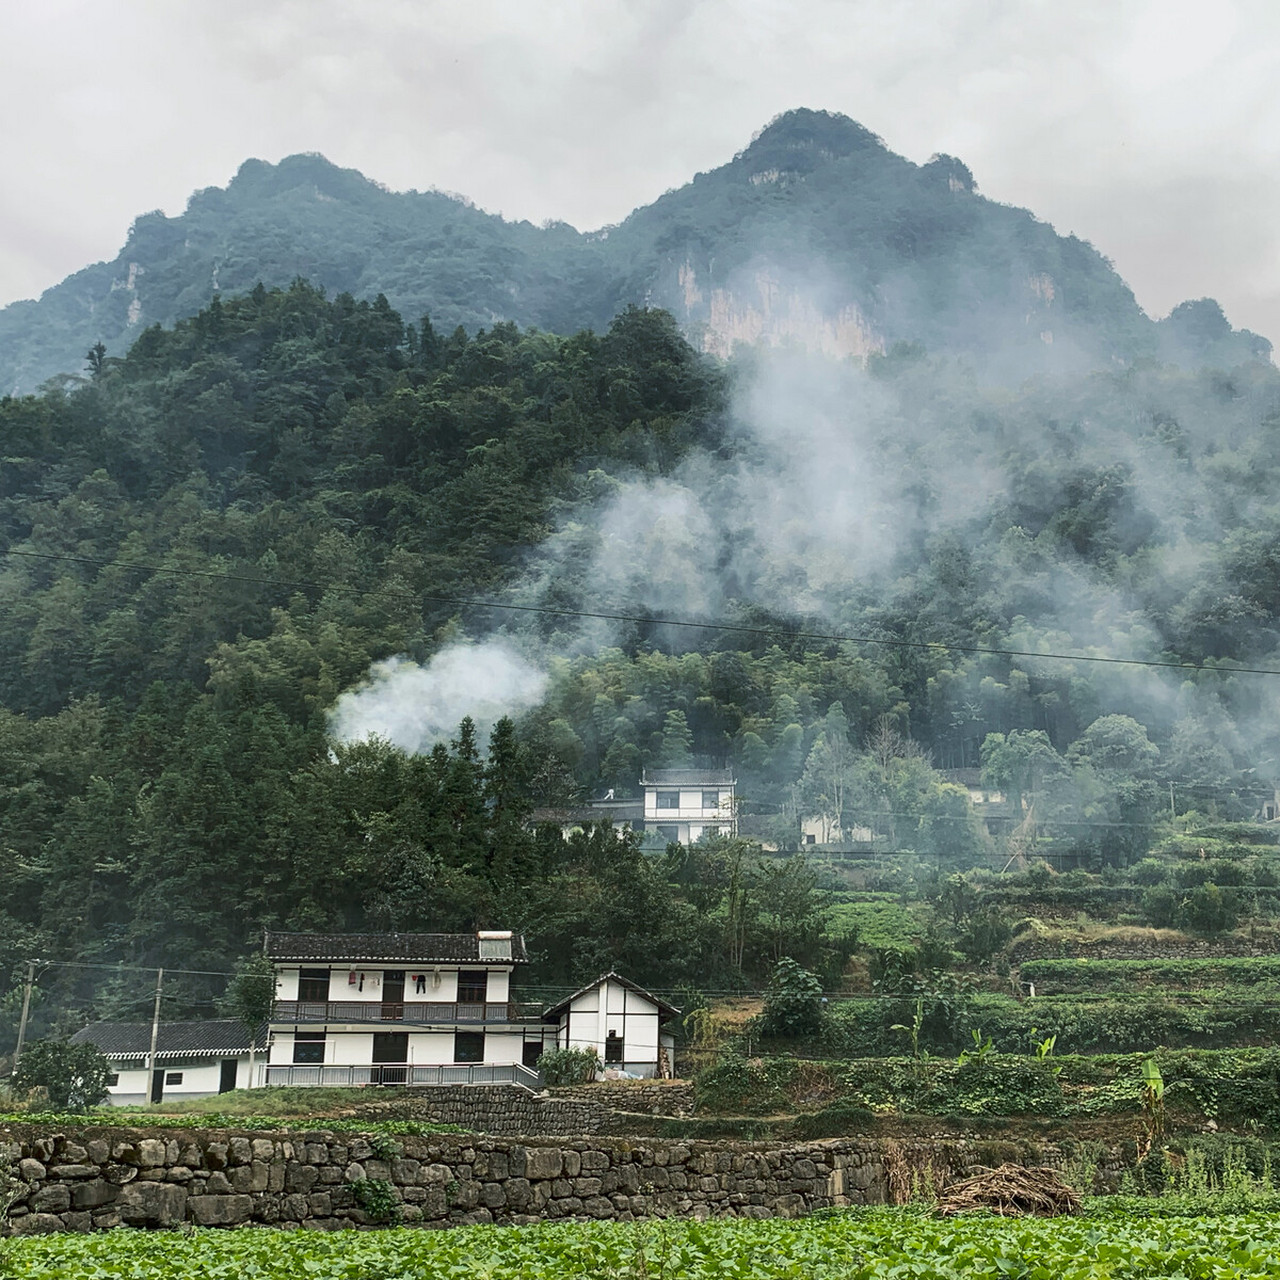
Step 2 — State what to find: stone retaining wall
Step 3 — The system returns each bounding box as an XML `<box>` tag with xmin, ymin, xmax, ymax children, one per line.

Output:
<box><xmin>358</xmin><ymin>1086</ymin><xmax>614</xmax><ymax>1137</ymax></box>
<box><xmin>0</xmin><ymin>1124</ymin><xmax>1122</xmax><ymax>1235</ymax></box>
<box><xmin>548</xmin><ymin>1082</ymin><xmax>696</xmax><ymax>1116</ymax></box>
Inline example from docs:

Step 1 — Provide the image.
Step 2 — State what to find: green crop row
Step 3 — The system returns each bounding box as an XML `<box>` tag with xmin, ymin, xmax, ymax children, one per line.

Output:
<box><xmin>1019</xmin><ymin>956</ymin><xmax>1280</xmax><ymax>993</ymax></box>
<box><xmin>7</xmin><ymin>1210</ymin><xmax>1280</xmax><ymax>1279</ymax></box>
<box><xmin>697</xmin><ymin>1048</ymin><xmax>1280</xmax><ymax>1126</ymax></box>
<box><xmin>815</xmin><ymin>992</ymin><xmax>1280</xmax><ymax>1056</ymax></box>
<box><xmin>0</xmin><ymin>1111</ymin><xmax>460</xmax><ymax>1137</ymax></box>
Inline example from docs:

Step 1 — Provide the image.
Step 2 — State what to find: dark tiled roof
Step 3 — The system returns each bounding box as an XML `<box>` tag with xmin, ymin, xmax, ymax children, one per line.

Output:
<box><xmin>641</xmin><ymin>769</ymin><xmax>735</xmax><ymax>786</ymax></box>
<box><xmin>543</xmin><ymin>971</ymin><xmax>681</xmax><ymax>1021</ymax></box>
<box><xmin>264</xmin><ymin>931</ymin><xmax>528</xmax><ymax>964</ymax></box>
<box><xmin>70</xmin><ymin>1019</ymin><xmax>262</xmax><ymax>1060</ymax></box>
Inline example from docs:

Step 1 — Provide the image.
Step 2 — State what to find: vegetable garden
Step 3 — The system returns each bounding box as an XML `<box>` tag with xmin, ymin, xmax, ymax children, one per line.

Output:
<box><xmin>6</xmin><ymin>1209</ymin><xmax>1280</xmax><ymax>1279</ymax></box>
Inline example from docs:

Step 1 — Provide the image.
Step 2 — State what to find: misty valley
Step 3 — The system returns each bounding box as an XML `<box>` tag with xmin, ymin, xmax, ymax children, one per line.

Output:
<box><xmin>7</xmin><ymin>111</ymin><xmax>1280</xmax><ymax>1261</ymax></box>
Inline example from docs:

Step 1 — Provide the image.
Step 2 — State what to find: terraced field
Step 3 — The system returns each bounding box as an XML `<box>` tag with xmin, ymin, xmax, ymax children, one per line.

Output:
<box><xmin>5</xmin><ymin>1209</ymin><xmax>1280</xmax><ymax>1279</ymax></box>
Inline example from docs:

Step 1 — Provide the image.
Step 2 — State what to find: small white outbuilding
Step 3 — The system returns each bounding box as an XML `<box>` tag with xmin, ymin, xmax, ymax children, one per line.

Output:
<box><xmin>543</xmin><ymin>973</ymin><xmax>680</xmax><ymax>1079</ymax></box>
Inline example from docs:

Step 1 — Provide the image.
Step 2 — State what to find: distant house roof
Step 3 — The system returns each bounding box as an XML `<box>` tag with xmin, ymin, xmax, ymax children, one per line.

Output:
<box><xmin>641</xmin><ymin>769</ymin><xmax>736</xmax><ymax>787</ymax></box>
<box><xmin>70</xmin><ymin>1019</ymin><xmax>262</xmax><ymax>1061</ymax></box>
<box><xmin>543</xmin><ymin>971</ymin><xmax>681</xmax><ymax>1021</ymax></box>
<box><xmin>940</xmin><ymin>768</ymin><xmax>984</xmax><ymax>787</ymax></box>
<box><xmin>263</xmin><ymin>931</ymin><xmax>528</xmax><ymax>964</ymax></box>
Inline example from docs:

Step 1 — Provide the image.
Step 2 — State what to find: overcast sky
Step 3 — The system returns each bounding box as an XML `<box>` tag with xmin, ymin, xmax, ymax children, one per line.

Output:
<box><xmin>3</xmin><ymin>0</ymin><xmax>1278</xmax><ymax>341</ymax></box>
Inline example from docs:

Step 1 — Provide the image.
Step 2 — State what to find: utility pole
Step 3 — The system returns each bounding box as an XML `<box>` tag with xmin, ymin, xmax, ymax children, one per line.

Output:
<box><xmin>1170</xmin><ymin>781</ymin><xmax>1176</xmax><ymax>819</ymax></box>
<box><xmin>145</xmin><ymin>967</ymin><xmax>164</xmax><ymax>1104</ymax></box>
<box><xmin>12</xmin><ymin>959</ymin><xmax>37</xmax><ymax>1074</ymax></box>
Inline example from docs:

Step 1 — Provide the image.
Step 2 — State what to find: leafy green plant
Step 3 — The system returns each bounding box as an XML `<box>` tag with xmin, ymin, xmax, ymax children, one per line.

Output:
<box><xmin>957</xmin><ymin>1029</ymin><xmax>993</xmax><ymax>1066</ymax></box>
<box><xmin>536</xmin><ymin>1046</ymin><xmax>600</xmax><ymax>1085</ymax></box>
<box><xmin>14</xmin><ymin>1209</ymin><xmax>1280</xmax><ymax>1278</ymax></box>
<box><xmin>1139</xmin><ymin>1058</ymin><xmax>1166</xmax><ymax>1156</ymax></box>
<box><xmin>890</xmin><ymin>997</ymin><xmax>926</xmax><ymax>1061</ymax></box>
<box><xmin>350</xmin><ymin>1177</ymin><xmax>401</xmax><ymax>1224</ymax></box>
<box><xmin>368</xmin><ymin>1133</ymin><xmax>403</xmax><ymax>1160</ymax></box>
<box><xmin>759</xmin><ymin>957</ymin><xmax>825</xmax><ymax>1038</ymax></box>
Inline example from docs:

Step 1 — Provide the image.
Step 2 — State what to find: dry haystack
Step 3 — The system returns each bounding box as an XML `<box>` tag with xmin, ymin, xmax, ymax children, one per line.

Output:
<box><xmin>935</xmin><ymin>1164</ymin><xmax>1081</xmax><ymax>1217</ymax></box>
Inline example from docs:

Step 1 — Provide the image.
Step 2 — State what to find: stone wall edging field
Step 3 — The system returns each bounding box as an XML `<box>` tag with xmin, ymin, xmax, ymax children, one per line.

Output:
<box><xmin>0</xmin><ymin>1123</ymin><xmax>1124</xmax><ymax>1236</ymax></box>
<box><xmin>351</xmin><ymin>1084</ymin><xmax>616</xmax><ymax>1136</ymax></box>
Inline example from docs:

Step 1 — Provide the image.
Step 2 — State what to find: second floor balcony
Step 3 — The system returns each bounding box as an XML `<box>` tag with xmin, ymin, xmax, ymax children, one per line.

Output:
<box><xmin>273</xmin><ymin>999</ymin><xmax>542</xmax><ymax>1025</ymax></box>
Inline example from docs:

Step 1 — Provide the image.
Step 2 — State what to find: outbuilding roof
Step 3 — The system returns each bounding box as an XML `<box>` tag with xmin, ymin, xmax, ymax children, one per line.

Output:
<box><xmin>69</xmin><ymin>1019</ymin><xmax>262</xmax><ymax>1061</ymax></box>
<box><xmin>542</xmin><ymin>971</ymin><xmax>681</xmax><ymax>1021</ymax></box>
<box><xmin>641</xmin><ymin>769</ymin><xmax>735</xmax><ymax>787</ymax></box>
<box><xmin>264</xmin><ymin>931</ymin><xmax>528</xmax><ymax>964</ymax></box>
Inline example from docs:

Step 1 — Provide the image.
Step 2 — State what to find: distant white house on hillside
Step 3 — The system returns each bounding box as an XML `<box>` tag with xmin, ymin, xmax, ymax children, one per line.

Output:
<box><xmin>531</xmin><ymin>768</ymin><xmax>737</xmax><ymax>846</ymax></box>
<box><xmin>641</xmin><ymin>769</ymin><xmax>736</xmax><ymax>844</ymax></box>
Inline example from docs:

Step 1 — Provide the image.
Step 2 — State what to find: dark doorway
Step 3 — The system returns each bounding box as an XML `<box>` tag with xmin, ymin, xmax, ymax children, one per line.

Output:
<box><xmin>522</xmin><ymin>1040</ymin><xmax>544</xmax><ymax>1069</ymax></box>
<box><xmin>372</xmin><ymin>1031</ymin><xmax>409</xmax><ymax>1084</ymax></box>
<box><xmin>454</xmin><ymin>1031</ymin><xmax>485</xmax><ymax>1063</ymax></box>
<box><xmin>457</xmin><ymin>970</ymin><xmax>488</xmax><ymax>1004</ymax></box>
<box><xmin>382</xmin><ymin>970</ymin><xmax>405</xmax><ymax>1020</ymax></box>
<box><xmin>219</xmin><ymin>1058</ymin><xmax>238</xmax><ymax>1093</ymax></box>
<box><xmin>150</xmin><ymin>1069</ymin><xmax>164</xmax><ymax>1103</ymax></box>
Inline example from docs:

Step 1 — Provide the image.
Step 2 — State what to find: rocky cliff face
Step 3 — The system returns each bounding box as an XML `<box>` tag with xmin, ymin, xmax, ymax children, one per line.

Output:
<box><xmin>671</xmin><ymin>261</ymin><xmax>884</xmax><ymax>362</ymax></box>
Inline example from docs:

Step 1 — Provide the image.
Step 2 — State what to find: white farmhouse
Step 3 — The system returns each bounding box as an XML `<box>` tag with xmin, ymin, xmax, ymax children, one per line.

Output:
<box><xmin>264</xmin><ymin>929</ymin><xmax>551</xmax><ymax>1087</ymax></box>
<box><xmin>641</xmin><ymin>769</ymin><xmax>736</xmax><ymax>844</ymax></box>
<box><xmin>544</xmin><ymin>973</ymin><xmax>680</xmax><ymax>1078</ymax></box>
<box><xmin>71</xmin><ymin>934</ymin><xmax>682</xmax><ymax>1100</ymax></box>
<box><xmin>69</xmin><ymin>1019</ymin><xmax>258</xmax><ymax>1106</ymax></box>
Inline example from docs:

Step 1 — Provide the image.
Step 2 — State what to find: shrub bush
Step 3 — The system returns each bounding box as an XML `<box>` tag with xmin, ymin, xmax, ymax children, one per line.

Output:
<box><xmin>11</xmin><ymin>1039</ymin><xmax>110</xmax><ymax>1112</ymax></box>
<box><xmin>536</xmin><ymin>1046</ymin><xmax>600</xmax><ymax>1085</ymax></box>
<box><xmin>759</xmin><ymin>957</ymin><xmax>825</xmax><ymax>1038</ymax></box>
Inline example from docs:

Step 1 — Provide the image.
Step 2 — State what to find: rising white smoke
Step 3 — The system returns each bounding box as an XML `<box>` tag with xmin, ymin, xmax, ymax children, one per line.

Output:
<box><xmin>327</xmin><ymin>639</ymin><xmax>548</xmax><ymax>753</ymax></box>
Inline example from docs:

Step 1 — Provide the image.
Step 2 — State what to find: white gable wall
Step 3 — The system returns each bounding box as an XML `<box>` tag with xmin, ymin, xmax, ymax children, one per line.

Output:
<box><xmin>555</xmin><ymin>977</ymin><xmax>666</xmax><ymax>1077</ymax></box>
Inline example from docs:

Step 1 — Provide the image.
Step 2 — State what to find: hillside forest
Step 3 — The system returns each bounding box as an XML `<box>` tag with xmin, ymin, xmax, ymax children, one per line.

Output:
<box><xmin>4</xmin><ymin>276</ymin><xmax>1280</xmax><ymax>1062</ymax></box>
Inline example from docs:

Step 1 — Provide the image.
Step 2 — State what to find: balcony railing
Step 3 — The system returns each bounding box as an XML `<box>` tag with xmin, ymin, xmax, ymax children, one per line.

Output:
<box><xmin>263</xmin><ymin>1062</ymin><xmax>543</xmax><ymax>1089</ymax></box>
<box><xmin>273</xmin><ymin>1000</ymin><xmax>541</xmax><ymax>1024</ymax></box>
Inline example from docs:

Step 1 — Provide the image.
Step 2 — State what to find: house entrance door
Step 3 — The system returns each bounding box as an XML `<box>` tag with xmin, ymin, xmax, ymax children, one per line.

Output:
<box><xmin>150</xmin><ymin>1069</ymin><xmax>165</xmax><ymax>1103</ymax></box>
<box><xmin>219</xmin><ymin>1058</ymin><xmax>238</xmax><ymax>1093</ymax></box>
<box><xmin>382</xmin><ymin>970</ymin><xmax>405</xmax><ymax>1020</ymax></box>
<box><xmin>372</xmin><ymin>1031</ymin><xmax>409</xmax><ymax>1085</ymax></box>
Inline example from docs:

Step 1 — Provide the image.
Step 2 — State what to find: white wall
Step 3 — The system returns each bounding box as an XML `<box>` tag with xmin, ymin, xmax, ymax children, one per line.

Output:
<box><xmin>405</xmin><ymin>970</ymin><xmax>457</xmax><ymax>1001</ymax></box>
<box><xmin>275</xmin><ymin>963</ymin><xmax>515</xmax><ymax>1005</ymax></box>
<box><xmin>103</xmin><ymin>1056</ymin><xmax>248</xmax><ymax>1107</ymax></box>
<box><xmin>557</xmin><ymin>980</ymin><xmax>664</xmax><ymax>1072</ymax></box>
<box><xmin>644</xmin><ymin>788</ymin><xmax>732</xmax><ymax>820</ymax></box>
<box><xmin>269</xmin><ymin>1028</ymin><xmax>532</xmax><ymax>1067</ymax></box>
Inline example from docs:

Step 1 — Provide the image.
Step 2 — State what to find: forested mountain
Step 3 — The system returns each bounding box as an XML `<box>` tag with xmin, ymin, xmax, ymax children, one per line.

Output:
<box><xmin>0</xmin><ymin>110</ymin><xmax>1267</xmax><ymax>395</ymax></box>
<box><xmin>3</xmin><ymin>113</ymin><xmax>1280</xmax><ymax>1052</ymax></box>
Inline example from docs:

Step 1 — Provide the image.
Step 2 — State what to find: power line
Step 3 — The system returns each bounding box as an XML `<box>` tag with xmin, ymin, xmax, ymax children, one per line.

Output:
<box><xmin>29</xmin><ymin>958</ymin><xmax>234</xmax><ymax>979</ymax></box>
<box><xmin>7</xmin><ymin>547</ymin><xmax>1280</xmax><ymax>679</ymax></box>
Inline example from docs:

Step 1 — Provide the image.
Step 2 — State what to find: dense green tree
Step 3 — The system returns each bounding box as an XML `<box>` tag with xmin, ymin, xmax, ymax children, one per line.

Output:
<box><xmin>12</xmin><ymin>1038</ymin><xmax>111</xmax><ymax>1111</ymax></box>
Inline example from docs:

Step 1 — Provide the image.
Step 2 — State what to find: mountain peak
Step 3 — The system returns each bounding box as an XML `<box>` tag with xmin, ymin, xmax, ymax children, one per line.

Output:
<box><xmin>217</xmin><ymin>153</ymin><xmax>388</xmax><ymax>209</ymax></box>
<box><xmin>740</xmin><ymin>108</ymin><xmax>887</xmax><ymax>165</ymax></box>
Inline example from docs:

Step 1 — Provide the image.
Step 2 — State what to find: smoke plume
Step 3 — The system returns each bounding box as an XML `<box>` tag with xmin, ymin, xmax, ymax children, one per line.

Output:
<box><xmin>327</xmin><ymin>640</ymin><xmax>548</xmax><ymax>753</ymax></box>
